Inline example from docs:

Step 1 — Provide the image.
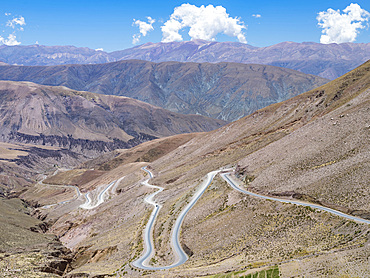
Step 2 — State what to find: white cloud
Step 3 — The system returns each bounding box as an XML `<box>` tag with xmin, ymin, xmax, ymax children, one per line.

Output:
<box><xmin>132</xmin><ymin>16</ymin><xmax>155</xmax><ymax>44</ymax></box>
<box><xmin>0</xmin><ymin>15</ymin><xmax>27</xmax><ymax>46</ymax></box>
<box><xmin>134</xmin><ymin>16</ymin><xmax>155</xmax><ymax>36</ymax></box>
<box><xmin>0</xmin><ymin>34</ymin><xmax>21</xmax><ymax>46</ymax></box>
<box><xmin>95</xmin><ymin>48</ymin><xmax>104</xmax><ymax>51</ymax></box>
<box><xmin>252</xmin><ymin>14</ymin><xmax>261</xmax><ymax>18</ymax></box>
<box><xmin>161</xmin><ymin>4</ymin><xmax>247</xmax><ymax>43</ymax></box>
<box><xmin>6</xmin><ymin>16</ymin><xmax>26</xmax><ymax>29</ymax></box>
<box><xmin>317</xmin><ymin>3</ymin><xmax>370</xmax><ymax>44</ymax></box>
<box><xmin>132</xmin><ymin>34</ymin><xmax>140</xmax><ymax>44</ymax></box>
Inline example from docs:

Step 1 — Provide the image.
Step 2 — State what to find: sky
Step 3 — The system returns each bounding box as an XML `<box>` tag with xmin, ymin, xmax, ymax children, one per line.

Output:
<box><xmin>0</xmin><ymin>0</ymin><xmax>369</xmax><ymax>52</ymax></box>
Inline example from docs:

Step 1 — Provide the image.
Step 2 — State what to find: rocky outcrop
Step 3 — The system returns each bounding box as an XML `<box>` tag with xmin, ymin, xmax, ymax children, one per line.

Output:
<box><xmin>7</xmin><ymin>131</ymin><xmax>157</xmax><ymax>159</ymax></box>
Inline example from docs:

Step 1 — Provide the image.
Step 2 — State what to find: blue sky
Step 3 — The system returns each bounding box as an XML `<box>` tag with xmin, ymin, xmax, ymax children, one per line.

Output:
<box><xmin>1</xmin><ymin>0</ymin><xmax>369</xmax><ymax>52</ymax></box>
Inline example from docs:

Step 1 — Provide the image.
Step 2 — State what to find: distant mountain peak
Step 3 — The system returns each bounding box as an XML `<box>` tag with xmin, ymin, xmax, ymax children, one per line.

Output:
<box><xmin>0</xmin><ymin>41</ymin><xmax>368</xmax><ymax>79</ymax></box>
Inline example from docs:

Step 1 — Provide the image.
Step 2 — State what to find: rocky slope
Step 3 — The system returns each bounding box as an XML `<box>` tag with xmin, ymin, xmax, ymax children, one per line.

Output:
<box><xmin>0</xmin><ymin>81</ymin><xmax>225</xmax><ymax>157</ymax></box>
<box><xmin>137</xmin><ymin>60</ymin><xmax>370</xmax><ymax>276</ymax></box>
<box><xmin>148</xmin><ymin>60</ymin><xmax>370</xmax><ymax>218</ymax></box>
<box><xmin>21</xmin><ymin>61</ymin><xmax>370</xmax><ymax>277</ymax></box>
<box><xmin>0</xmin><ymin>41</ymin><xmax>368</xmax><ymax>79</ymax></box>
<box><xmin>0</xmin><ymin>197</ymin><xmax>73</xmax><ymax>277</ymax></box>
<box><xmin>140</xmin><ymin>60</ymin><xmax>370</xmax><ymax>277</ymax></box>
<box><xmin>0</xmin><ymin>61</ymin><xmax>328</xmax><ymax>121</ymax></box>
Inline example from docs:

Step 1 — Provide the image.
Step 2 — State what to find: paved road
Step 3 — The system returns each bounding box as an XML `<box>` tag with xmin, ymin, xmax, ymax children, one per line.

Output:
<box><xmin>40</xmin><ymin>179</ymin><xmax>82</xmax><ymax>208</ymax></box>
<box><xmin>131</xmin><ymin>167</ymin><xmax>165</xmax><ymax>269</ymax></box>
<box><xmin>131</xmin><ymin>167</ymin><xmax>164</xmax><ymax>269</ymax></box>
<box><xmin>221</xmin><ymin>173</ymin><xmax>370</xmax><ymax>225</ymax></box>
<box><xmin>40</xmin><ymin>171</ymin><xmax>123</xmax><ymax>210</ymax></box>
<box><xmin>79</xmin><ymin>180</ymin><xmax>118</xmax><ymax>210</ymax></box>
<box><xmin>132</xmin><ymin>167</ymin><xmax>221</xmax><ymax>270</ymax></box>
<box><xmin>132</xmin><ymin>167</ymin><xmax>369</xmax><ymax>271</ymax></box>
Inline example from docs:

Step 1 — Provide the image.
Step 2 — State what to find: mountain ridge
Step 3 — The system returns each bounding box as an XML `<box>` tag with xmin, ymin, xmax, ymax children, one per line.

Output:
<box><xmin>0</xmin><ymin>80</ymin><xmax>225</xmax><ymax>157</ymax></box>
<box><xmin>0</xmin><ymin>41</ymin><xmax>368</xmax><ymax>79</ymax></box>
<box><xmin>0</xmin><ymin>60</ymin><xmax>328</xmax><ymax>121</ymax></box>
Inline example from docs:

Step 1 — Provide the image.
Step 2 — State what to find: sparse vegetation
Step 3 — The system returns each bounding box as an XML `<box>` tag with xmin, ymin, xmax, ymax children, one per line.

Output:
<box><xmin>206</xmin><ymin>266</ymin><xmax>280</xmax><ymax>278</ymax></box>
<box><xmin>0</xmin><ymin>61</ymin><xmax>369</xmax><ymax>277</ymax></box>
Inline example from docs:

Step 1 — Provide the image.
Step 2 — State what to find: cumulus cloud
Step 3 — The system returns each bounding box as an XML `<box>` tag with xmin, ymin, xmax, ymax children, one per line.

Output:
<box><xmin>252</xmin><ymin>14</ymin><xmax>261</xmax><ymax>18</ymax></box>
<box><xmin>0</xmin><ymin>34</ymin><xmax>21</xmax><ymax>46</ymax></box>
<box><xmin>134</xmin><ymin>16</ymin><xmax>155</xmax><ymax>36</ymax></box>
<box><xmin>161</xmin><ymin>4</ymin><xmax>247</xmax><ymax>43</ymax></box>
<box><xmin>1</xmin><ymin>15</ymin><xmax>26</xmax><ymax>46</ymax></box>
<box><xmin>95</xmin><ymin>48</ymin><xmax>104</xmax><ymax>51</ymax></box>
<box><xmin>317</xmin><ymin>3</ymin><xmax>370</xmax><ymax>44</ymax></box>
<box><xmin>132</xmin><ymin>16</ymin><xmax>155</xmax><ymax>44</ymax></box>
<box><xmin>6</xmin><ymin>16</ymin><xmax>26</xmax><ymax>29</ymax></box>
<box><xmin>132</xmin><ymin>34</ymin><xmax>140</xmax><ymax>44</ymax></box>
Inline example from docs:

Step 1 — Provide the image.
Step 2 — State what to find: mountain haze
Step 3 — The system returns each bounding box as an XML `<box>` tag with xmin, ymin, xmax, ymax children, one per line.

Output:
<box><xmin>112</xmin><ymin>40</ymin><xmax>370</xmax><ymax>79</ymax></box>
<box><xmin>0</xmin><ymin>41</ymin><xmax>368</xmax><ymax>79</ymax></box>
<box><xmin>0</xmin><ymin>44</ymin><xmax>114</xmax><ymax>66</ymax></box>
<box><xmin>0</xmin><ymin>60</ymin><xmax>328</xmax><ymax>121</ymax></box>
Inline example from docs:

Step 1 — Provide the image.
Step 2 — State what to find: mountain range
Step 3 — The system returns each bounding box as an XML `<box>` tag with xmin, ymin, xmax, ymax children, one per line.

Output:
<box><xmin>1</xmin><ymin>60</ymin><xmax>367</xmax><ymax>277</ymax></box>
<box><xmin>0</xmin><ymin>39</ymin><xmax>369</xmax><ymax>278</ymax></box>
<box><xmin>0</xmin><ymin>81</ymin><xmax>225</xmax><ymax>158</ymax></box>
<box><xmin>112</xmin><ymin>40</ymin><xmax>370</xmax><ymax>80</ymax></box>
<box><xmin>0</xmin><ymin>60</ymin><xmax>328</xmax><ymax>121</ymax></box>
<box><xmin>0</xmin><ymin>41</ymin><xmax>369</xmax><ymax>79</ymax></box>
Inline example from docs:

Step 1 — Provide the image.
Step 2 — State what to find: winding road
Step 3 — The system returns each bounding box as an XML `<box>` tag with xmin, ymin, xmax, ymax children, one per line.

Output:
<box><xmin>221</xmin><ymin>173</ymin><xmax>370</xmax><ymax>225</ymax></box>
<box><xmin>40</xmin><ymin>172</ymin><xmax>124</xmax><ymax>210</ymax></box>
<box><xmin>40</xmin><ymin>175</ymin><xmax>83</xmax><ymax>208</ymax></box>
<box><xmin>131</xmin><ymin>167</ymin><xmax>164</xmax><ymax>269</ymax></box>
<box><xmin>132</xmin><ymin>167</ymin><xmax>370</xmax><ymax>271</ymax></box>
<box><xmin>79</xmin><ymin>180</ymin><xmax>118</xmax><ymax>210</ymax></box>
<box><xmin>132</xmin><ymin>167</ymin><xmax>222</xmax><ymax>270</ymax></box>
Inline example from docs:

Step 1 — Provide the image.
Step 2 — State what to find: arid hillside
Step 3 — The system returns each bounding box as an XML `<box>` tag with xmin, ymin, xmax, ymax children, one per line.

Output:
<box><xmin>0</xmin><ymin>60</ymin><xmax>328</xmax><ymax>121</ymax></box>
<box><xmin>132</xmin><ymin>59</ymin><xmax>370</xmax><ymax>277</ymax></box>
<box><xmin>0</xmin><ymin>81</ymin><xmax>225</xmax><ymax>158</ymax></box>
<box><xmin>13</xmin><ymin>61</ymin><xmax>369</xmax><ymax>277</ymax></box>
<box><xmin>149</xmin><ymin>59</ymin><xmax>370</xmax><ymax>213</ymax></box>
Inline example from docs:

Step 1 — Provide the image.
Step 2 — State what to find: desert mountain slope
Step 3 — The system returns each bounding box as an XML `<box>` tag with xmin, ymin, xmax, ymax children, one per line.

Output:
<box><xmin>0</xmin><ymin>197</ymin><xmax>72</xmax><ymax>276</ymax></box>
<box><xmin>33</xmin><ymin>61</ymin><xmax>370</xmax><ymax>278</ymax></box>
<box><xmin>0</xmin><ymin>81</ymin><xmax>225</xmax><ymax>157</ymax></box>
<box><xmin>132</xmin><ymin>59</ymin><xmax>369</xmax><ymax>277</ymax></box>
<box><xmin>0</xmin><ymin>60</ymin><xmax>328</xmax><ymax>121</ymax></box>
<box><xmin>149</xmin><ymin>60</ymin><xmax>370</xmax><ymax>214</ymax></box>
<box><xmin>0</xmin><ymin>42</ymin><xmax>368</xmax><ymax>79</ymax></box>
